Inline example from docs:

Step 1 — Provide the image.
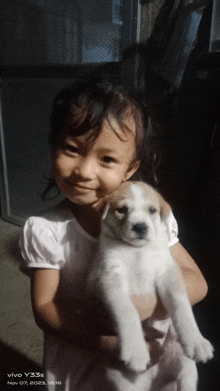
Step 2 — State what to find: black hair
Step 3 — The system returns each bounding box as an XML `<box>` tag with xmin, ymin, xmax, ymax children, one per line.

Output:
<box><xmin>49</xmin><ymin>80</ymin><xmax>148</xmax><ymax>158</ymax></box>
<box><xmin>43</xmin><ymin>79</ymin><xmax>157</xmax><ymax>200</ymax></box>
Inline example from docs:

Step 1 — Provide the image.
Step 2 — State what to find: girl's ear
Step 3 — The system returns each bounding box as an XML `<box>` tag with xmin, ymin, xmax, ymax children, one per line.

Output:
<box><xmin>123</xmin><ymin>160</ymin><xmax>140</xmax><ymax>181</ymax></box>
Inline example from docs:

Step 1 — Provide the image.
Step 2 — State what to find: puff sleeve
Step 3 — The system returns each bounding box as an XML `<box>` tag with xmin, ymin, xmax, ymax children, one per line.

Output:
<box><xmin>19</xmin><ymin>216</ymin><xmax>64</xmax><ymax>273</ymax></box>
<box><xmin>165</xmin><ymin>211</ymin><xmax>179</xmax><ymax>247</ymax></box>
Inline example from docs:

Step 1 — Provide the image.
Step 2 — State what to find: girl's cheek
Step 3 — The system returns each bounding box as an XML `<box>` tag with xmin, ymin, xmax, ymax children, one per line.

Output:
<box><xmin>53</xmin><ymin>154</ymin><xmax>72</xmax><ymax>176</ymax></box>
<box><xmin>102</xmin><ymin>173</ymin><xmax>125</xmax><ymax>193</ymax></box>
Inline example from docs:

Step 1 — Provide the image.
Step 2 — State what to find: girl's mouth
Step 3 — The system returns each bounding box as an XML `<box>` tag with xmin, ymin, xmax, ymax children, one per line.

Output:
<box><xmin>67</xmin><ymin>181</ymin><xmax>96</xmax><ymax>192</ymax></box>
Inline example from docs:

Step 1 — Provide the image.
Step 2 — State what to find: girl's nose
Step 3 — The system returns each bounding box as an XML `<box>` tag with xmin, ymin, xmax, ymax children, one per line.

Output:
<box><xmin>73</xmin><ymin>157</ymin><xmax>96</xmax><ymax>180</ymax></box>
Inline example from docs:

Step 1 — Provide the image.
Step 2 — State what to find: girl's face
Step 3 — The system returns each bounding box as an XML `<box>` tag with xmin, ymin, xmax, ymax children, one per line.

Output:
<box><xmin>53</xmin><ymin>117</ymin><xmax>139</xmax><ymax>207</ymax></box>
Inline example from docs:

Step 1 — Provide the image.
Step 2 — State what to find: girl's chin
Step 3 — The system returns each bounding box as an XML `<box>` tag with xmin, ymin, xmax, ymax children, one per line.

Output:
<box><xmin>66</xmin><ymin>194</ymin><xmax>99</xmax><ymax>206</ymax></box>
<box><xmin>64</xmin><ymin>187</ymin><xmax>106</xmax><ymax>207</ymax></box>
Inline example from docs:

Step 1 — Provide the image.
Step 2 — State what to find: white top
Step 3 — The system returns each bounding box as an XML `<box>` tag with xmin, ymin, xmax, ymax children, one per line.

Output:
<box><xmin>19</xmin><ymin>203</ymin><xmax>179</xmax><ymax>390</ymax></box>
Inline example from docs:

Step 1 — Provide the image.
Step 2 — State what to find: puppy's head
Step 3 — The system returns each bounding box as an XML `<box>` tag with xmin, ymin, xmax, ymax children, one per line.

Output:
<box><xmin>102</xmin><ymin>181</ymin><xmax>170</xmax><ymax>247</ymax></box>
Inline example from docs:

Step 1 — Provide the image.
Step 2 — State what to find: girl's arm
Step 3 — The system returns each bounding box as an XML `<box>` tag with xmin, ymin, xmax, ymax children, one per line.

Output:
<box><xmin>31</xmin><ymin>268</ymin><xmax>163</xmax><ymax>358</ymax></box>
<box><xmin>131</xmin><ymin>242</ymin><xmax>208</xmax><ymax>321</ymax></box>
<box><xmin>170</xmin><ymin>241</ymin><xmax>208</xmax><ymax>305</ymax></box>
<box><xmin>31</xmin><ymin>268</ymin><xmax>119</xmax><ymax>356</ymax></box>
<box><xmin>32</xmin><ymin>269</ymin><xmax>103</xmax><ymax>345</ymax></box>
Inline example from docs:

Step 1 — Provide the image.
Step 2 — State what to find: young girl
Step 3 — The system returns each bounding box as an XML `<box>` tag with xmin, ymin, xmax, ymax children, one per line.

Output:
<box><xmin>20</xmin><ymin>80</ymin><xmax>208</xmax><ymax>390</ymax></box>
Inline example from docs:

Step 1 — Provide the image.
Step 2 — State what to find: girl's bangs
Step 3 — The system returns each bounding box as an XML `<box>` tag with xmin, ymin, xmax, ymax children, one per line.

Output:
<box><xmin>63</xmin><ymin>102</ymin><xmax>102</xmax><ymax>139</ymax></box>
<box><xmin>51</xmin><ymin>84</ymin><xmax>146</xmax><ymax>157</ymax></box>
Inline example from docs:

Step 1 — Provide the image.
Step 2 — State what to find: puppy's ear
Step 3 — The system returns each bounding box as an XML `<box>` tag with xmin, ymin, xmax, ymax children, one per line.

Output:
<box><xmin>100</xmin><ymin>187</ymin><xmax>122</xmax><ymax>220</ymax></box>
<box><xmin>159</xmin><ymin>195</ymin><xmax>171</xmax><ymax>221</ymax></box>
<box><xmin>102</xmin><ymin>203</ymin><xmax>110</xmax><ymax>220</ymax></box>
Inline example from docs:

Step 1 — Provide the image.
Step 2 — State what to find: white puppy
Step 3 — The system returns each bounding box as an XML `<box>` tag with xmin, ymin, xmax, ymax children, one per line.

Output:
<box><xmin>88</xmin><ymin>181</ymin><xmax>213</xmax><ymax>390</ymax></box>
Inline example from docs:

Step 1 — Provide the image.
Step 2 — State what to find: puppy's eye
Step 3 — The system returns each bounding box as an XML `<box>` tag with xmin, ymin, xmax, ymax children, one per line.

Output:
<box><xmin>116</xmin><ymin>206</ymin><xmax>128</xmax><ymax>215</ymax></box>
<box><xmin>149</xmin><ymin>206</ymin><xmax>157</xmax><ymax>214</ymax></box>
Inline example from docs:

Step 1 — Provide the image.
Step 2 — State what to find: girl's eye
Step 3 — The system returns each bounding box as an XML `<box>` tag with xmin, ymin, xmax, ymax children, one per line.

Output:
<box><xmin>64</xmin><ymin>145</ymin><xmax>79</xmax><ymax>155</ymax></box>
<box><xmin>102</xmin><ymin>156</ymin><xmax>116</xmax><ymax>164</ymax></box>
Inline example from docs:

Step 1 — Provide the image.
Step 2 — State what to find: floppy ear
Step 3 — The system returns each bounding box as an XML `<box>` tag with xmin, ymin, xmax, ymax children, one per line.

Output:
<box><xmin>101</xmin><ymin>203</ymin><xmax>110</xmax><ymax>220</ymax></box>
<box><xmin>159</xmin><ymin>195</ymin><xmax>171</xmax><ymax>221</ymax></box>
<box><xmin>100</xmin><ymin>186</ymin><xmax>122</xmax><ymax>219</ymax></box>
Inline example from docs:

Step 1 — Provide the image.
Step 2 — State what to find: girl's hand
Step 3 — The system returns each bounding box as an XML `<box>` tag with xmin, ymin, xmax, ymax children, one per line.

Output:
<box><xmin>99</xmin><ymin>335</ymin><xmax>120</xmax><ymax>360</ymax></box>
<box><xmin>99</xmin><ymin>327</ymin><xmax>164</xmax><ymax>366</ymax></box>
<box><xmin>143</xmin><ymin>325</ymin><xmax>165</xmax><ymax>341</ymax></box>
<box><xmin>142</xmin><ymin>324</ymin><xmax>165</xmax><ymax>366</ymax></box>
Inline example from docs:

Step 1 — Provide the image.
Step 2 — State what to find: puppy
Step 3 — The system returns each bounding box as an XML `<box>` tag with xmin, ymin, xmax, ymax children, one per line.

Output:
<box><xmin>88</xmin><ymin>181</ymin><xmax>214</xmax><ymax>390</ymax></box>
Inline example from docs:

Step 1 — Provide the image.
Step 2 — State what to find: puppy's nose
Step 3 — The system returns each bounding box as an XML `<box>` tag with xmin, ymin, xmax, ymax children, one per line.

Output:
<box><xmin>132</xmin><ymin>223</ymin><xmax>148</xmax><ymax>237</ymax></box>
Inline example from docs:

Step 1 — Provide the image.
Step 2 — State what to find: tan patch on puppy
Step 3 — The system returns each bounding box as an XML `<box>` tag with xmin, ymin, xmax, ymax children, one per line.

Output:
<box><xmin>107</xmin><ymin>181</ymin><xmax>170</xmax><ymax>217</ymax></box>
<box><xmin>102</xmin><ymin>181</ymin><xmax>169</xmax><ymax>247</ymax></box>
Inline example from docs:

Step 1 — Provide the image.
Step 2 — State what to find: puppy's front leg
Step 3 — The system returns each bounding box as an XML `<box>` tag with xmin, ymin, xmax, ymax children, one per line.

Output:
<box><xmin>156</xmin><ymin>260</ymin><xmax>214</xmax><ymax>363</ymax></box>
<box><xmin>99</xmin><ymin>260</ymin><xmax>150</xmax><ymax>373</ymax></box>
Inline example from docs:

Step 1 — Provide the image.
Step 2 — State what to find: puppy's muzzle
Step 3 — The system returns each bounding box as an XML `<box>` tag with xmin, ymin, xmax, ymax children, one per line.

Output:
<box><xmin>132</xmin><ymin>222</ymin><xmax>148</xmax><ymax>239</ymax></box>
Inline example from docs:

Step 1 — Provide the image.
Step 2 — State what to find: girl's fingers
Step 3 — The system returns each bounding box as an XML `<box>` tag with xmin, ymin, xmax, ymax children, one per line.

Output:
<box><xmin>148</xmin><ymin>340</ymin><xmax>164</xmax><ymax>366</ymax></box>
<box><xmin>143</xmin><ymin>326</ymin><xmax>165</xmax><ymax>341</ymax></box>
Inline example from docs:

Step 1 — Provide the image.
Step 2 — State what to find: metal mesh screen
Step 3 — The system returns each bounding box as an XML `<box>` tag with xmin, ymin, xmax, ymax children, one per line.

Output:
<box><xmin>1</xmin><ymin>0</ymin><xmax>123</xmax><ymax>65</ymax></box>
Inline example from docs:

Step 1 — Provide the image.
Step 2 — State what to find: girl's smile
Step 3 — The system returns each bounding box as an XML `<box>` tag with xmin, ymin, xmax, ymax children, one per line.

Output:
<box><xmin>66</xmin><ymin>182</ymin><xmax>96</xmax><ymax>191</ymax></box>
<box><xmin>53</xmin><ymin>118</ymin><xmax>139</xmax><ymax>208</ymax></box>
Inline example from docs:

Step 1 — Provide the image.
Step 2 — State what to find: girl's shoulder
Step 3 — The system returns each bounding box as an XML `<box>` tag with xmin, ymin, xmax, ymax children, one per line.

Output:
<box><xmin>19</xmin><ymin>202</ymin><xmax>74</xmax><ymax>274</ymax></box>
<box><xmin>24</xmin><ymin>201</ymin><xmax>73</xmax><ymax>233</ymax></box>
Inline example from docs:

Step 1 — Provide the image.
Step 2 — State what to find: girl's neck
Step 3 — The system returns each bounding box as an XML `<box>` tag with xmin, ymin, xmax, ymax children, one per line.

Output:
<box><xmin>65</xmin><ymin>199</ymin><xmax>101</xmax><ymax>238</ymax></box>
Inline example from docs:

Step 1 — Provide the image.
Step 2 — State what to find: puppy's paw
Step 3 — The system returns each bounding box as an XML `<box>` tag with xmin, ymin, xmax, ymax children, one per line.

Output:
<box><xmin>182</xmin><ymin>334</ymin><xmax>214</xmax><ymax>363</ymax></box>
<box><xmin>120</xmin><ymin>339</ymin><xmax>150</xmax><ymax>373</ymax></box>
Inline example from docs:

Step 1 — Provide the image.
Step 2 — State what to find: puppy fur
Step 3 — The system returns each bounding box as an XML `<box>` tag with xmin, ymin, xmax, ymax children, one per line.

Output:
<box><xmin>88</xmin><ymin>181</ymin><xmax>213</xmax><ymax>391</ymax></box>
